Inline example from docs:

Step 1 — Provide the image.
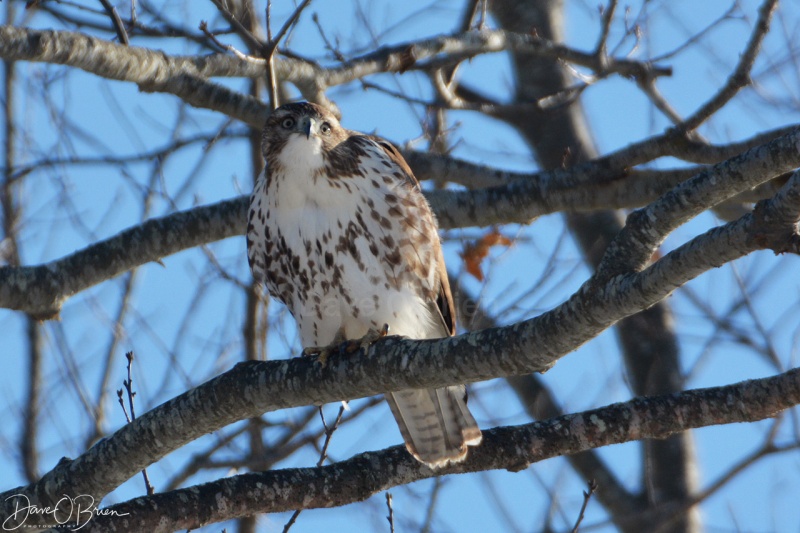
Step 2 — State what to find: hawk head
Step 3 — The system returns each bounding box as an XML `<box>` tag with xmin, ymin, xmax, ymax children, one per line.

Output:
<box><xmin>262</xmin><ymin>102</ymin><xmax>349</xmax><ymax>174</ymax></box>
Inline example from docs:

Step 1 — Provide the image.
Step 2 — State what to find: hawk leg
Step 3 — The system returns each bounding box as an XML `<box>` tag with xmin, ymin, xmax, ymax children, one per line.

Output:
<box><xmin>303</xmin><ymin>324</ymin><xmax>389</xmax><ymax>366</ymax></box>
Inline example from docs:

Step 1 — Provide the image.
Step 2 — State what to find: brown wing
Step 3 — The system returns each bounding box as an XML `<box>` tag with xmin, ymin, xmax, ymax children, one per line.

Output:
<box><xmin>370</xmin><ymin>136</ymin><xmax>457</xmax><ymax>336</ymax></box>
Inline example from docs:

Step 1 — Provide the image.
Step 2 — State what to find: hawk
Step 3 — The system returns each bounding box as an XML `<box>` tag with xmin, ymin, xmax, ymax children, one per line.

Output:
<box><xmin>246</xmin><ymin>101</ymin><xmax>482</xmax><ymax>467</ymax></box>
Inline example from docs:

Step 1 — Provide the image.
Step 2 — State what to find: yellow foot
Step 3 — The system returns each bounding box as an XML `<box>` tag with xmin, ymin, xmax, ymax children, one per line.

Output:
<box><xmin>348</xmin><ymin>323</ymin><xmax>390</xmax><ymax>354</ymax></box>
<box><xmin>302</xmin><ymin>324</ymin><xmax>390</xmax><ymax>367</ymax></box>
<box><xmin>302</xmin><ymin>345</ymin><xmax>333</xmax><ymax>367</ymax></box>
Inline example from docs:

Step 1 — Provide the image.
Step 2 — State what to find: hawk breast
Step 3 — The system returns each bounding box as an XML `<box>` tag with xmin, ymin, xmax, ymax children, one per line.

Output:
<box><xmin>248</xmin><ymin>136</ymin><xmax>444</xmax><ymax>347</ymax></box>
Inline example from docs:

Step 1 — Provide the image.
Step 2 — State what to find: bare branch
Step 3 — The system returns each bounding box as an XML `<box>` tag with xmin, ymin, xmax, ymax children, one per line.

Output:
<box><xmin>207</xmin><ymin>0</ymin><xmax>266</xmax><ymax>53</ymax></box>
<box><xmin>97</xmin><ymin>0</ymin><xmax>129</xmax><ymax>45</ymax></box>
<box><xmin>0</xmin><ymin>197</ymin><xmax>245</xmax><ymax>318</ymax></box>
<box><xmin>119</xmin><ymin>351</ymin><xmax>154</xmax><ymax>496</ymax></box>
<box><xmin>21</xmin><ymin>367</ymin><xmax>800</xmax><ymax>531</ymax></box>
<box><xmin>0</xmin><ymin>25</ymin><xmax>269</xmax><ymax>127</ymax></box>
<box><xmin>4</xmin><ymin>161</ymin><xmax>800</xmax><ymax>527</ymax></box>
<box><xmin>594</xmin><ymin>128</ymin><xmax>800</xmax><ymax>280</ymax></box>
<box><xmin>678</xmin><ymin>0</ymin><xmax>779</xmax><ymax>132</ymax></box>
<box><xmin>0</xmin><ymin>26</ymin><xmax>670</xmax><ymax>128</ymax></box>
<box><xmin>0</xmin><ymin>127</ymin><xmax>796</xmax><ymax>317</ymax></box>
<box><xmin>386</xmin><ymin>492</ymin><xmax>395</xmax><ymax>533</ymax></box>
<box><xmin>431</xmin><ymin>127</ymin><xmax>800</xmax><ymax>230</ymax></box>
<box><xmin>571</xmin><ymin>479</ymin><xmax>598</xmax><ymax>533</ymax></box>
<box><xmin>594</xmin><ymin>0</ymin><xmax>618</xmax><ymax>67</ymax></box>
<box><xmin>283</xmin><ymin>403</ymin><xmax>345</xmax><ymax>532</ymax></box>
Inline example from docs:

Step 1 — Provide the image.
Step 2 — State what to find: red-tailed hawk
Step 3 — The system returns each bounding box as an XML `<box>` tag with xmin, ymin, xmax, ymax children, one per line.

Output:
<box><xmin>247</xmin><ymin>101</ymin><xmax>481</xmax><ymax>467</ymax></box>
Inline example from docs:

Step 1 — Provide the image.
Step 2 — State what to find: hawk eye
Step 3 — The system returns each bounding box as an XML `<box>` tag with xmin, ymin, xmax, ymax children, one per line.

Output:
<box><xmin>281</xmin><ymin>117</ymin><xmax>295</xmax><ymax>129</ymax></box>
<box><xmin>320</xmin><ymin>122</ymin><xmax>332</xmax><ymax>135</ymax></box>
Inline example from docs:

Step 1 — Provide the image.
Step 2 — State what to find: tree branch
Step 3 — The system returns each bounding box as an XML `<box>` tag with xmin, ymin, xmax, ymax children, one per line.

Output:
<box><xmin>678</xmin><ymin>0</ymin><xmax>778</xmax><ymax>132</ymax></box>
<box><xmin>1</xmin><ymin>128</ymin><xmax>797</xmax><ymax>317</ymax></box>
<box><xmin>594</xmin><ymin>128</ymin><xmax>800</xmax><ymax>281</ymax></box>
<box><xmin>0</xmin><ymin>197</ymin><xmax>245</xmax><ymax>318</ymax></box>
<box><xmin>0</xmin><ymin>25</ymin><xmax>269</xmax><ymax>127</ymax></box>
<box><xmin>0</xmin><ymin>25</ymin><xmax>669</xmax><ymax>128</ymax></box>
<box><xmin>430</xmin><ymin>127</ymin><xmax>800</xmax><ymax>230</ymax></box>
<box><xmin>22</xmin><ymin>367</ymin><xmax>800</xmax><ymax>532</ymax></box>
<box><xmin>4</xmin><ymin>166</ymin><xmax>800</xmax><ymax>526</ymax></box>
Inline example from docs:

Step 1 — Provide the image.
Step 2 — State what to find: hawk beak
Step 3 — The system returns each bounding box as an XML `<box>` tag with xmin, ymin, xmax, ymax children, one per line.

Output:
<box><xmin>301</xmin><ymin>117</ymin><xmax>316</xmax><ymax>139</ymax></box>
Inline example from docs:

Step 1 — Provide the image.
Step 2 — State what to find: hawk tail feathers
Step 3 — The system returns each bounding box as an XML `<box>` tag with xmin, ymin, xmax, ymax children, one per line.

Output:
<box><xmin>386</xmin><ymin>386</ymin><xmax>482</xmax><ymax>468</ymax></box>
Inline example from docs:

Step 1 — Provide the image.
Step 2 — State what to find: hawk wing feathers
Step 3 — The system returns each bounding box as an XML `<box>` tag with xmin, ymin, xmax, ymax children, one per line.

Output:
<box><xmin>370</xmin><ymin>137</ymin><xmax>456</xmax><ymax>337</ymax></box>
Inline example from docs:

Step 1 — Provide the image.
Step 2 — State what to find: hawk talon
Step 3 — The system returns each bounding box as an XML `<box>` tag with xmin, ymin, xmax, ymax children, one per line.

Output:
<box><xmin>350</xmin><ymin>323</ymin><xmax>390</xmax><ymax>355</ymax></box>
<box><xmin>303</xmin><ymin>343</ymin><xmax>341</xmax><ymax>368</ymax></box>
<box><xmin>362</xmin><ymin>323</ymin><xmax>390</xmax><ymax>353</ymax></box>
<box><xmin>303</xmin><ymin>324</ymin><xmax>390</xmax><ymax>366</ymax></box>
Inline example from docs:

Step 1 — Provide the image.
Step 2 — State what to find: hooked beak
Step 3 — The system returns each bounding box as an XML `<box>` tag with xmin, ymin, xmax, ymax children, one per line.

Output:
<box><xmin>300</xmin><ymin>116</ymin><xmax>317</xmax><ymax>139</ymax></box>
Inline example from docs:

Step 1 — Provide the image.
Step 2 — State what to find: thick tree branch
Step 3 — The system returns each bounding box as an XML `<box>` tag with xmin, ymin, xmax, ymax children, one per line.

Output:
<box><xmin>0</xmin><ymin>197</ymin><xmax>245</xmax><ymax>318</ymax></box>
<box><xmin>489</xmin><ymin>4</ymin><xmax>697</xmax><ymax>530</ymax></box>
<box><xmin>0</xmin><ymin>25</ymin><xmax>669</xmax><ymax>128</ymax></box>
<box><xmin>1</xmin><ymin>128</ymin><xmax>797</xmax><ymax>317</ymax></box>
<box><xmin>16</xmin><ymin>368</ymin><xmax>800</xmax><ymax>532</ymax></box>
<box><xmin>458</xmin><ymin>280</ymin><xmax>641</xmax><ymax>518</ymax></box>
<box><xmin>4</xmin><ymin>167</ymin><xmax>800</xmax><ymax>526</ymax></box>
<box><xmin>408</xmin><ymin>124</ymin><xmax>796</xmax><ymax>188</ymax></box>
<box><xmin>0</xmin><ymin>25</ymin><xmax>268</xmax><ymax>127</ymax></box>
<box><xmin>594</xmin><ymin>128</ymin><xmax>800</xmax><ymax>281</ymax></box>
<box><xmin>430</xmin><ymin>127</ymin><xmax>800</xmax><ymax>230</ymax></box>
<box><xmin>10</xmin><ymin>25</ymin><xmax>669</xmax><ymax>83</ymax></box>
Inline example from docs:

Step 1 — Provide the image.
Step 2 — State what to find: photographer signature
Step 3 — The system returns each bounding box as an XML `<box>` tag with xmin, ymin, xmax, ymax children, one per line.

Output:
<box><xmin>3</xmin><ymin>493</ymin><xmax>128</xmax><ymax>531</ymax></box>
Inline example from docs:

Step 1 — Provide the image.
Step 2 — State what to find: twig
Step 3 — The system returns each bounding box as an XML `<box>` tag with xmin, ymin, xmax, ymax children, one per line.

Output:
<box><xmin>650</xmin><ymin>3</ymin><xmax>738</xmax><ymax>62</ymax></box>
<box><xmin>282</xmin><ymin>404</ymin><xmax>346</xmax><ymax>532</ymax></box>
<box><xmin>312</xmin><ymin>12</ymin><xmax>346</xmax><ymax>62</ymax></box>
<box><xmin>421</xmin><ymin>477</ymin><xmax>444</xmax><ymax>533</ymax></box>
<box><xmin>385</xmin><ymin>493</ymin><xmax>395</xmax><ymax>533</ymax></box>
<box><xmin>98</xmin><ymin>0</ymin><xmax>129</xmax><ymax>45</ymax></box>
<box><xmin>571</xmin><ymin>479</ymin><xmax>598</xmax><ymax>533</ymax></box>
<box><xmin>594</xmin><ymin>0</ymin><xmax>618</xmax><ymax>59</ymax></box>
<box><xmin>208</xmin><ymin>0</ymin><xmax>265</xmax><ymax>54</ymax></box>
<box><xmin>264</xmin><ymin>1</ymin><xmax>279</xmax><ymax>110</ymax></box>
<box><xmin>198</xmin><ymin>21</ymin><xmax>254</xmax><ymax>62</ymax></box>
<box><xmin>115</xmin><ymin>389</ymin><xmax>129</xmax><ymax>423</ymax></box>
<box><xmin>123</xmin><ymin>351</ymin><xmax>138</xmax><ymax>420</ymax></box>
<box><xmin>264</xmin><ymin>0</ymin><xmax>313</xmax><ymax>109</ymax></box>
<box><xmin>677</xmin><ymin>0</ymin><xmax>778</xmax><ymax>132</ymax></box>
<box><xmin>117</xmin><ymin>351</ymin><xmax>154</xmax><ymax>495</ymax></box>
<box><xmin>316</xmin><ymin>404</ymin><xmax>346</xmax><ymax>467</ymax></box>
<box><xmin>431</xmin><ymin>69</ymin><xmax>504</xmax><ymax>114</ymax></box>
<box><xmin>198</xmin><ymin>21</ymin><xmax>234</xmax><ymax>52</ymax></box>
<box><xmin>461</xmin><ymin>0</ymin><xmax>484</xmax><ymax>32</ymax></box>
<box><xmin>207</xmin><ymin>0</ymin><xmax>311</xmax><ymax>110</ymax></box>
<box><xmin>266</xmin><ymin>0</ymin><xmax>312</xmax><ymax>57</ymax></box>
<box><xmin>636</xmin><ymin>76</ymin><xmax>684</xmax><ymax>126</ymax></box>
<box><xmin>432</xmin><ymin>0</ymin><xmax>489</xmax><ymax>108</ymax></box>
<box><xmin>281</xmin><ymin>509</ymin><xmax>301</xmax><ymax>533</ymax></box>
